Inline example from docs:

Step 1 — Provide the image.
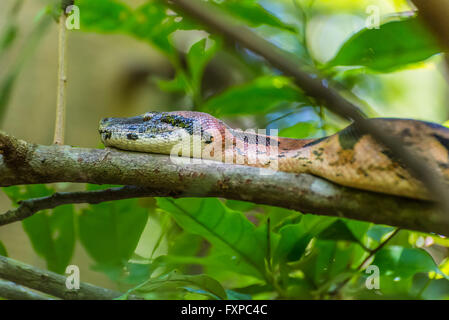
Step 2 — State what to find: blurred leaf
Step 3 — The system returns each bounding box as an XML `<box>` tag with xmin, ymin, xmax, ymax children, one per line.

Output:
<box><xmin>157</xmin><ymin>252</ymin><xmax>261</xmax><ymax>278</ymax></box>
<box><xmin>3</xmin><ymin>184</ymin><xmax>52</xmax><ymax>203</ymax></box>
<box><xmin>0</xmin><ymin>73</ymin><xmax>18</xmax><ymax>121</ymax></box>
<box><xmin>0</xmin><ymin>14</ymin><xmax>51</xmax><ymax>122</ymax></box>
<box><xmin>78</xmin><ymin>198</ymin><xmax>149</xmax><ymax>275</ymax></box>
<box><xmin>274</xmin><ymin>224</ymin><xmax>312</xmax><ymax>263</ymax></box>
<box><xmin>225</xmin><ymin>289</ymin><xmax>252</xmax><ymax>300</ymax></box>
<box><xmin>0</xmin><ymin>25</ymin><xmax>18</xmax><ymax>53</ymax></box>
<box><xmin>202</xmin><ymin>76</ymin><xmax>306</xmax><ymax>115</ymax></box>
<box><xmin>367</xmin><ymin>225</ymin><xmax>395</xmax><ymax>243</ymax></box>
<box><xmin>225</xmin><ymin>200</ymin><xmax>256</xmax><ymax>212</ymax></box>
<box><xmin>134</xmin><ymin>270</ymin><xmax>226</xmax><ymax>300</ymax></box>
<box><xmin>168</xmin><ymin>232</ymin><xmax>204</xmax><ymax>259</ymax></box>
<box><xmin>157</xmin><ymin>198</ymin><xmax>266</xmax><ymax>278</ymax></box>
<box><xmin>327</xmin><ymin>18</ymin><xmax>441</xmax><ymax>72</ymax></box>
<box><xmin>373</xmin><ymin>246</ymin><xmax>449</xmax><ymax>280</ymax></box>
<box><xmin>0</xmin><ymin>241</ymin><xmax>8</xmax><ymax>257</ymax></box>
<box><xmin>297</xmin><ymin>240</ymin><xmax>336</xmax><ymax>285</ymax></box>
<box><xmin>23</xmin><ymin>205</ymin><xmax>75</xmax><ymax>274</ymax></box>
<box><xmin>187</xmin><ymin>37</ymin><xmax>220</xmax><ymax>99</ymax></box>
<box><xmin>122</xmin><ymin>262</ymin><xmax>154</xmax><ymax>285</ymax></box>
<box><xmin>78</xmin><ymin>0</ymin><xmax>131</xmax><ymax>32</ymax></box>
<box><xmin>429</xmin><ymin>258</ymin><xmax>449</xmax><ymax>280</ymax></box>
<box><xmin>86</xmin><ymin>183</ymin><xmax>122</xmax><ymax>191</ymax></box>
<box><xmin>0</xmin><ymin>0</ymin><xmax>23</xmax><ymax>56</ymax></box>
<box><xmin>157</xmin><ymin>71</ymin><xmax>189</xmax><ymax>93</ymax></box>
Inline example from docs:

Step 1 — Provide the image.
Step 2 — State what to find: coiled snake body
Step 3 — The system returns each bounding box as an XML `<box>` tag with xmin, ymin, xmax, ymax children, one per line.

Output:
<box><xmin>99</xmin><ymin>111</ymin><xmax>449</xmax><ymax>200</ymax></box>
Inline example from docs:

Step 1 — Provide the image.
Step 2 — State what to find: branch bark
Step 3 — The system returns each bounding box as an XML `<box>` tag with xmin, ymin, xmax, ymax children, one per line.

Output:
<box><xmin>0</xmin><ymin>255</ymin><xmax>134</xmax><ymax>300</ymax></box>
<box><xmin>0</xmin><ymin>132</ymin><xmax>445</xmax><ymax>235</ymax></box>
<box><xmin>166</xmin><ymin>0</ymin><xmax>449</xmax><ymax>216</ymax></box>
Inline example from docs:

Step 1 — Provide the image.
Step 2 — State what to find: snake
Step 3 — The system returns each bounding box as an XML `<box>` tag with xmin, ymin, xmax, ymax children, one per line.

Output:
<box><xmin>99</xmin><ymin>111</ymin><xmax>449</xmax><ymax>200</ymax></box>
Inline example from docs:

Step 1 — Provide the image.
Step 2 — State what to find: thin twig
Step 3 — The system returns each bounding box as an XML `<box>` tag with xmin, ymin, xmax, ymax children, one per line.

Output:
<box><xmin>167</xmin><ymin>0</ymin><xmax>449</xmax><ymax>217</ymax></box>
<box><xmin>53</xmin><ymin>13</ymin><xmax>67</xmax><ymax>145</ymax></box>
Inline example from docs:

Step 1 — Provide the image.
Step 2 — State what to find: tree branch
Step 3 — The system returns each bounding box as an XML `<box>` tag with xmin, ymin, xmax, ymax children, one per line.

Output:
<box><xmin>0</xmin><ymin>186</ymin><xmax>156</xmax><ymax>226</ymax></box>
<box><xmin>166</xmin><ymin>0</ymin><xmax>449</xmax><ymax>216</ymax></box>
<box><xmin>412</xmin><ymin>0</ymin><xmax>449</xmax><ymax>50</ymax></box>
<box><xmin>0</xmin><ymin>255</ymin><xmax>135</xmax><ymax>300</ymax></box>
<box><xmin>0</xmin><ymin>132</ymin><xmax>446</xmax><ymax>235</ymax></box>
<box><xmin>0</xmin><ymin>279</ymin><xmax>56</xmax><ymax>300</ymax></box>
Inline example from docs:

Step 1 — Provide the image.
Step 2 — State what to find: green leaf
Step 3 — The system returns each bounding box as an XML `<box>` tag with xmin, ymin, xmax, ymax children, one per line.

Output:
<box><xmin>0</xmin><ymin>241</ymin><xmax>8</xmax><ymax>257</ymax></box>
<box><xmin>156</xmin><ymin>71</ymin><xmax>189</xmax><ymax>93</ymax></box>
<box><xmin>225</xmin><ymin>200</ymin><xmax>256</xmax><ymax>212</ymax></box>
<box><xmin>157</xmin><ymin>198</ymin><xmax>266</xmax><ymax>278</ymax></box>
<box><xmin>168</xmin><ymin>232</ymin><xmax>204</xmax><ymax>258</ymax></box>
<box><xmin>327</xmin><ymin>18</ymin><xmax>441</xmax><ymax>72</ymax></box>
<box><xmin>317</xmin><ymin>220</ymin><xmax>361</xmax><ymax>243</ymax></box>
<box><xmin>187</xmin><ymin>37</ymin><xmax>220</xmax><ymax>96</ymax></box>
<box><xmin>22</xmin><ymin>205</ymin><xmax>75</xmax><ymax>274</ymax></box>
<box><xmin>78</xmin><ymin>0</ymin><xmax>196</xmax><ymax>58</ymax></box>
<box><xmin>279</xmin><ymin>121</ymin><xmax>318</xmax><ymax>139</ymax></box>
<box><xmin>78</xmin><ymin>0</ymin><xmax>132</xmax><ymax>32</ymax></box>
<box><xmin>0</xmin><ymin>25</ymin><xmax>18</xmax><ymax>53</ymax></box>
<box><xmin>0</xmin><ymin>14</ymin><xmax>51</xmax><ymax>122</ymax></box>
<box><xmin>367</xmin><ymin>225</ymin><xmax>395</xmax><ymax>243</ymax></box>
<box><xmin>3</xmin><ymin>185</ymin><xmax>75</xmax><ymax>274</ymax></box>
<box><xmin>373</xmin><ymin>246</ymin><xmax>449</xmax><ymax>280</ymax></box>
<box><xmin>225</xmin><ymin>289</ymin><xmax>252</xmax><ymax>300</ymax></box>
<box><xmin>134</xmin><ymin>270</ymin><xmax>227</xmax><ymax>300</ymax></box>
<box><xmin>274</xmin><ymin>224</ymin><xmax>312</xmax><ymax>263</ymax></box>
<box><xmin>78</xmin><ymin>199</ymin><xmax>149</xmax><ymax>273</ymax></box>
<box><xmin>202</xmin><ymin>76</ymin><xmax>306</xmax><ymax>115</ymax></box>
<box><xmin>122</xmin><ymin>262</ymin><xmax>153</xmax><ymax>285</ymax></box>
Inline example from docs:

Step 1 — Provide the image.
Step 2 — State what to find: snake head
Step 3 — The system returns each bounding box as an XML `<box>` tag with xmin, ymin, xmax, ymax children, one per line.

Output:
<box><xmin>99</xmin><ymin>111</ymin><xmax>225</xmax><ymax>155</ymax></box>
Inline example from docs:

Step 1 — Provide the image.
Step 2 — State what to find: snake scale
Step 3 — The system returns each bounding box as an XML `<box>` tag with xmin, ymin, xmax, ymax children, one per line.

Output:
<box><xmin>99</xmin><ymin>111</ymin><xmax>449</xmax><ymax>200</ymax></box>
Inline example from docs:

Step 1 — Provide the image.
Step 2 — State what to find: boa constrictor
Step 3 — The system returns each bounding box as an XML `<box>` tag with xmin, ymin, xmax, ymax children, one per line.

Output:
<box><xmin>99</xmin><ymin>111</ymin><xmax>449</xmax><ymax>200</ymax></box>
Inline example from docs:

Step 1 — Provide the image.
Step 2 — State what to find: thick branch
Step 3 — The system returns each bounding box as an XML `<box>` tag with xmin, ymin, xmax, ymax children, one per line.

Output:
<box><xmin>166</xmin><ymin>0</ymin><xmax>449</xmax><ymax>216</ymax></box>
<box><xmin>0</xmin><ymin>255</ymin><xmax>130</xmax><ymax>300</ymax></box>
<box><xmin>0</xmin><ymin>132</ymin><xmax>445</xmax><ymax>235</ymax></box>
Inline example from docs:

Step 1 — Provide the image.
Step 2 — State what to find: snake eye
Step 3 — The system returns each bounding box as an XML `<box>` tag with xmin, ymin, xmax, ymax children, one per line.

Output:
<box><xmin>143</xmin><ymin>112</ymin><xmax>155</xmax><ymax>122</ymax></box>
